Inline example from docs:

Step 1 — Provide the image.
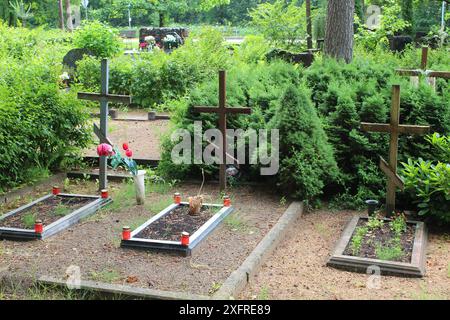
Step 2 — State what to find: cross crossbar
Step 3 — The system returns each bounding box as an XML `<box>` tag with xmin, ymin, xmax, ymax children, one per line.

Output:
<box><xmin>78</xmin><ymin>92</ymin><xmax>132</xmax><ymax>104</ymax></box>
<box><xmin>361</xmin><ymin>123</ymin><xmax>430</xmax><ymax>135</ymax></box>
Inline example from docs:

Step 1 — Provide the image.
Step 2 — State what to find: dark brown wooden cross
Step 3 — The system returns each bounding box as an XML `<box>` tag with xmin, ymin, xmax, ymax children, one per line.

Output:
<box><xmin>397</xmin><ymin>46</ymin><xmax>450</xmax><ymax>89</ymax></box>
<box><xmin>193</xmin><ymin>70</ymin><xmax>252</xmax><ymax>191</ymax></box>
<box><xmin>78</xmin><ymin>59</ymin><xmax>132</xmax><ymax>191</ymax></box>
<box><xmin>361</xmin><ymin>85</ymin><xmax>430</xmax><ymax>216</ymax></box>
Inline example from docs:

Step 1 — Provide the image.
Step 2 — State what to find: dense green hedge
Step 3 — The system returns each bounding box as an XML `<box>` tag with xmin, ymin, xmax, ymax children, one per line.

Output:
<box><xmin>0</xmin><ymin>25</ymin><xmax>91</xmax><ymax>192</ymax></box>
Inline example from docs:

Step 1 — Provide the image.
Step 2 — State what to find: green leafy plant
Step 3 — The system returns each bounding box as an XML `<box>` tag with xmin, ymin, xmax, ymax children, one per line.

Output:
<box><xmin>367</xmin><ymin>216</ymin><xmax>384</xmax><ymax>230</ymax></box>
<box><xmin>401</xmin><ymin>134</ymin><xmax>450</xmax><ymax>223</ymax></box>
<box><xmin>73</xmin><ymin>21</ymin><xmax>123</xmax><ymax>58</ymax></box>
<box><xmin>22</xmin><ymin>213</ymin><xmax>36</xmax><ymax>229</ymax></box>
<box><xmin>53</xmin><ymin>204</ymin><xmax>71</xmax><ymax>217</ymax></box>
<box><xmin>350</xmin><ymin>226</ymin><xmax>368</xmax><ymax>255</ymax></box>
<box><xmin>390</xmin><ymin>214</ymin><xmax>407</xmax><ymax>237</ymax></box>
<box><xmin>375</xmin><ymin>242</ymin><xmax>404</xmax><ymax>261</ymax></box>
<box><xmin>248</xmin><ymin>0</ymin><xmax>307</xmax><ymax>51</ymax></box>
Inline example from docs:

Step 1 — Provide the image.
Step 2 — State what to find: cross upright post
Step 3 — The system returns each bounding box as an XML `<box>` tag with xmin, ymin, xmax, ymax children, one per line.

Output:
<box><xmin>396</xmin><ymin>46</ymin><xmax>450</xmax><ymax>89</ymax></box>
<box><xmin>361</xmin><ymin>85</ymin><xmax>430</xmax><ymax>216</ymax></box>
<box><xmin>78</xmin><ymin>59</ymin><xmax>132</xmax><ymax>191</ymax></box>
<box><xmin>193</xmin><ymin>71</ymin><xmax>252</xmax><ymax>192</ymax></box>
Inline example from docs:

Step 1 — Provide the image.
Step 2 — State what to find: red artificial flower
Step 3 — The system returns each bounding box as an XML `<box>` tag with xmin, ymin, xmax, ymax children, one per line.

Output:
<box><xmin>123</xmin><ymin>143</ymin><xmax>129</xmax><ymax>151</ymax></box>
<box><xmin>125</xmin><ymin>149</ymin><xmax>133</xmax><ymax>158</ymax></box>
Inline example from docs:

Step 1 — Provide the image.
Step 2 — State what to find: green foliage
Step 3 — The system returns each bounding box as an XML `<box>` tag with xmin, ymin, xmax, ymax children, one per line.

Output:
<box><xmin>350</xmin><ymin>226</ymin><xmax>368</xmax><ymax>255</ymax></box>
<box><xmin>401</xmin><ymin>134</ymin><xmax>450</xmax><ymax>223</ymax></box>
<box><xmin>367</xmin><ymin>216</ymin><xmax>384</xmax><ymax>230</ymax></box>
<box><xmin>248</xmin><ymin>0</ymin><xmax>307</xmax><ymax>51</ymax></box>
<box><xmin>356</xmin><ymin>0</ymin><xmax>411</xmax><ymax>51</ymax></box>
<box><xmin>73</xmin><ymin>21</ymin><xmax>123</xmax><ymax>59</ymax></box>
<box><xmin>271</xmin><ymin>85</ymin><xmax>339</xmax><ymax>200</ymax></box>
<box><xmin>22</xmin><ymin>213</ymin><xmax>36</xmax><ymax>229</ymax></box>
<box><xmin>304</xmin><ymin>50</ymin><xmax>449</xmax><ymax>209</ymax></box>
<box><xmin>0</xmin><ymin>25</ymin><xmax>90</xmax><ymax>191</ymax></box>
<box><xmin>77</xmin><ymin>27</ymin><xmax>230</xmax><ymax>109</ymax></box>
<box><xmin>390</xmin><ymin>214</ymin><xmax>407</xmax><ymax>237</ymax></box>
<box><xmin>375</xmin><ymin>242</ymin><xmax>404</xmax><ymax>261</ymax></box>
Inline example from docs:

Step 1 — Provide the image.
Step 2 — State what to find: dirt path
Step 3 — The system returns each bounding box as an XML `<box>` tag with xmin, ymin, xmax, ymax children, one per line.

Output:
<box><xmin>84</xmin><ymin>119</ymin><xmax>170</xmax><ymax>160</ymax></box>
<box><xmin>0</xmin><ymin>181</ymin><xmax>287</xmax><ymax>297</ymax></box>
<box><xmin>241</xmin><ymin>210</ymin><xmax>450</xmax><ymax>300</ymax></box>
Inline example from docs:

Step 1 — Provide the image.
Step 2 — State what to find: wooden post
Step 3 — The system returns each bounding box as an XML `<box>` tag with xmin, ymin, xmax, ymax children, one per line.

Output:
<box><xmin>361</xmin><ymin>85</ymin><xmax>430</xmax><ymax>216</ymax></box>
<box><xmin>99</xmin><ymin>60</ymin><xmax>109</xmax><ymax>191</ymax></box>
<box><xmin>193</xmin><ymin>71</ymin><xmax>251</xmax><ymax>192</ymax></box>
<box><xmin>218</xmin><ymin>71</ymin><xmax>227</xmax><ymax>191</ymax></box>
<box><xmin>58</xmin><ymin>0</ymin><xmax>65</xmax><ymax>31</ymax></box>
<box><xmin>421</xmin><ymin>46</ymin><xmax>428</xmax><ymax>71</ymax></box>
<box><xmin>386</xmin><ymin>85</ymin><xmax>400</xmax><ymax>215</ymax></box>
<box><xmin>396</xmin><ymin>46</ymin><xmax>450</xmax><ymax>90</ymax></box>
<box><xmin>306</xmin><ymin>0</ymin><xmax>313</xmax><ymax>50</ymax></box>
<box><xmin>78</xmin><ymin>59</ymin><xmax>132</xmax><ymax>191</ymax></box>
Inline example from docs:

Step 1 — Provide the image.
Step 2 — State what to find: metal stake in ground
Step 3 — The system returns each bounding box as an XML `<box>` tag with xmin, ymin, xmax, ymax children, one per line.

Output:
<box><xmin>396</xmin><ymin>46</ymin><xmax>450</xmax><ymax>89</ymax></box>
<box><xmin>78</xmin><ymin>59</ymin><xmax>132</xmax><ymax>190</ymax></box>
<box><xmin>193</xmin><ymin>70</ymin><xmax>251</xmax><ymax>191</ymax></box>
<box><xmin>361</xmin><ymin>85</ymin><xmax>430</xmax><ymax>216</ymax></box>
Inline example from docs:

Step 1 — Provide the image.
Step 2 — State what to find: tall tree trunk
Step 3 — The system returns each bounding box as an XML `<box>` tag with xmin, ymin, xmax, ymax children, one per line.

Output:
<box><xmin>324</xmin><ymin>0</ymin><xmax>355</xmax><ymax>63</ymax></box>
<box><xmin>65</xmin><ymin>0</ymin><xmax>73</xmax><ymax>31</ymax></box>
<box><xmin>306</xmin><ymin>0</ymin><xmax>313</xmax><ymax>49</ymax></box>
<box><xmin>58</xmin><ymin>0</ymin><xmax>65</xmax><ymax>30</ymax></box>
<box><xmin>159</xmin><ymin>12</ymin><xmax>165</xmax><ymax>27</ymax></box>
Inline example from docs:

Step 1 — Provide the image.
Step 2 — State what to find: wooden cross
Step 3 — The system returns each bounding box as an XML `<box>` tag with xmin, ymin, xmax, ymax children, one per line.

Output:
<box><xmin>78</xmin><ymin>59</ymin><xmax>132</xmax><ymax>191</ymax></box>
<box><xmin>396</xmin><ymin>46</ymin><xmax>450</xmax><ymax>89</ymax></box>
<box><xmin>193</xmin><ymin>70</ymin><xmax>251</xmax><ymax>191</ymax></box>
<box><xmin>361</xmin><ymin>85</ymin><xmax>430</xmax><ymax>216</ymax></box>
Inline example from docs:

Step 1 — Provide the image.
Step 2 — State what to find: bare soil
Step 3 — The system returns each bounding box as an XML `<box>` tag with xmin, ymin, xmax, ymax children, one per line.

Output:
<box><xmin>241</xmin><ymin>210</ymin><xmax>450</xmax><ymax>300</ymax></box>
<box><xmin>343</xmin><ymin>219</ymin><xmax>415</xmax><ymax>263</ymax></box>
<box><xmin>135</xmin><ymin>205</ymin><xmax>216</xmax><ymax>241</ymax></box>
<box><xmin>84</xmin><ymin>118</ymin><xmax>170</xmax><ymax>160</ymax></box>
<box><xmin>0</xmin><ymin>196</ymin><xmax>95</xmax><ymax>229</ymax></box>
<box><xmin>0</xmin><ymin>180</ymin><xmax>286</xmax><ymax>296</ymax></box>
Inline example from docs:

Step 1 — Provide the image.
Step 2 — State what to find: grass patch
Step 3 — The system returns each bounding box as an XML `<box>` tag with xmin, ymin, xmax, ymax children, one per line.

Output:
<box><xmin>145</xmin><ymin>196</ymin><xmax>173</xmax><ymax>214</ymax></box>
<box><xmin>53</xmin><ymin>204</ymin><xmax>71</xmax><ymax>217</ymax></box>
<box><xmin>89</xmin><ymin>269</ymin><xmax>122</xmax><ymax>283</ymax></box>
<box><xmin>257</xmin><ymin>287</ymin><xmax>270</xmax><ymax>300</ymax></box>
<box><xmin>375</xmin><ymin>242</ymin><xmax>404</xmax><ymax>261</ymax></box>
<box><xmin>22</xmin><ymin>213</ymin><xmax>37</xmax><ymax>229</ymax></box>
<box><xmin>208</xmin><ymin>282</ymin><xmax>221</xmax><ymax>295</ymax></box>
<box><xmin>224</xmin><ymin>212</ymin><xmax>250</xmax><ymax>232</ymax></box>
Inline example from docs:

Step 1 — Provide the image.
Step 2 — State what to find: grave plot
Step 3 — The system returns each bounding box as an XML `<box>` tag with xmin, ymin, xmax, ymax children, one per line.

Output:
<box><xmin>327</xmin><ymin>216</ymin><xmax>427</xmax><ymax>277</ymax></box>
<box><xmin>0</xmin><ymin>190</ymin><xmax>111</xmax><ymax>241</ymax></box>
<box><xmin>121</xmin><ymin>197</ymin><xmax>234</xmax><ymax>256</ymax></box>
<box><xmin>328</xmin><ymin>85</ymin><xmax>430</xmax><ymax>278</ymax></box>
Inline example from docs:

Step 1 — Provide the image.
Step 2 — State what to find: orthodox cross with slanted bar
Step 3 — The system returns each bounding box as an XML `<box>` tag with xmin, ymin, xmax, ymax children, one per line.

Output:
<box><xmin>193</xmin><ymin>70</ymin><xmax>252</xmax><ymax>191</ymax></box>
<box><xmin>361</xmin><ymin>85</ymin><xmax>430</xmax><ymax>216</ymax></box>
<box><xmin>78</xmin><ymin>59</ymin><xmax>132</xmax><ymax>191</ymax></box>
<box><xmin>396</xmin><ymin>46</ymin><xmax>450</xmax><ymax>89</ymax></box>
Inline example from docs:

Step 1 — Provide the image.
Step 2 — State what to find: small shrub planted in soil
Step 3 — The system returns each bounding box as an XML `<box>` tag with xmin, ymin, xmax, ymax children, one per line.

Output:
<box><xmin>0</xmin><ymin>196</ymin><xmax>94</xmax><ymax>229</ymax></box>
<box><xmin>135</xmin><ymin>205</ymin><xmax>218</xmax><ymax>241</ymax></box>
<box><xmin>345</xmin><ymin>215</ymin><xmax>415</xmax><ymax>263</ymax></box>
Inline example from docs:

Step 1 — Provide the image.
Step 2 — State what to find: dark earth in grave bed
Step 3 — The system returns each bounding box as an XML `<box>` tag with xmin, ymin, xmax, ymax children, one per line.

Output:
<box><xmin>343</xmin><ymin>219</ymin><xmax>415</xmax><ymax>263</ymax></box>
<box><xmin>0</xmin><ymin>196</ymin><xmax>95</xmax><ymax>229</ymax></box>
<box><xmin>135</xmin><ymin>205</ymin><xmax>218</xmax><ymax>241</ymax></box>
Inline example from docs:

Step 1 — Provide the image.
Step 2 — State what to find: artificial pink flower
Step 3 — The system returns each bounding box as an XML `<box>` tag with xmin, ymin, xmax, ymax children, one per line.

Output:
<box><xmin>97</xmin><ymin>143</ymin><xmax>113</xmax><ymax>157</ymax></box>
<box><xmin>123</xmin><ymin>143</ymin><xmax>129</xmax><ymax>151</ymax></box>
<box><xmin>125</xmin><ymin>149</ymin><xmax>133</xmax><ymax>158</ymax></box>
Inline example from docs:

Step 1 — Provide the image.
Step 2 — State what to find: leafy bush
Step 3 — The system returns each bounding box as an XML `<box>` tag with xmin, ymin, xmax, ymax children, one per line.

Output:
<box><xmin>73</xmin><ymin>21</ymin><xmax>123</xmax><ymax>58</ymax></box>
<box><xmin>76</xmin><ymin>27</ymin><xmax>232</xmax><ymax>110</ymax></box>
<box><xmin>401</xmin><ymin>134</ymin><xmax>450</xmax><ymax>223</ymax></box>
<box><xmin>0</xmin><ymin>26</ymin><xmax>90</xmax><ymax>192</ymax></box>
<box><xmin>304</xmin><ymin>53</ymin><xmax>450</xmax><ymax>208</ymax></box>
<box><xmin>248</xmin><ymin>0</ymin><xmax>307</xmax><ymax>51</ymax></box>
<box><xmin>270</xmin><ymin>85</ymin><xmax>339</xmax><ymax>200</ymax></box>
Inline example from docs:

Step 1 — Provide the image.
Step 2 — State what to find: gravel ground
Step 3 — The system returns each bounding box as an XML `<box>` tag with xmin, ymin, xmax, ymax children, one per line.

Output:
<box><xmin>0</xmin><ymin>180</ymin><xmax>287</xmax><ymax>297</ymax></box>
<box><xmin>241</xmin><ymin>210</ymin><xmax>450</xmax><ymax>300</ymax></box>
<box><xmin>84</xmin><ymin>119</ymin><xmax>170</xmax><ymax>160</ymax></box>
